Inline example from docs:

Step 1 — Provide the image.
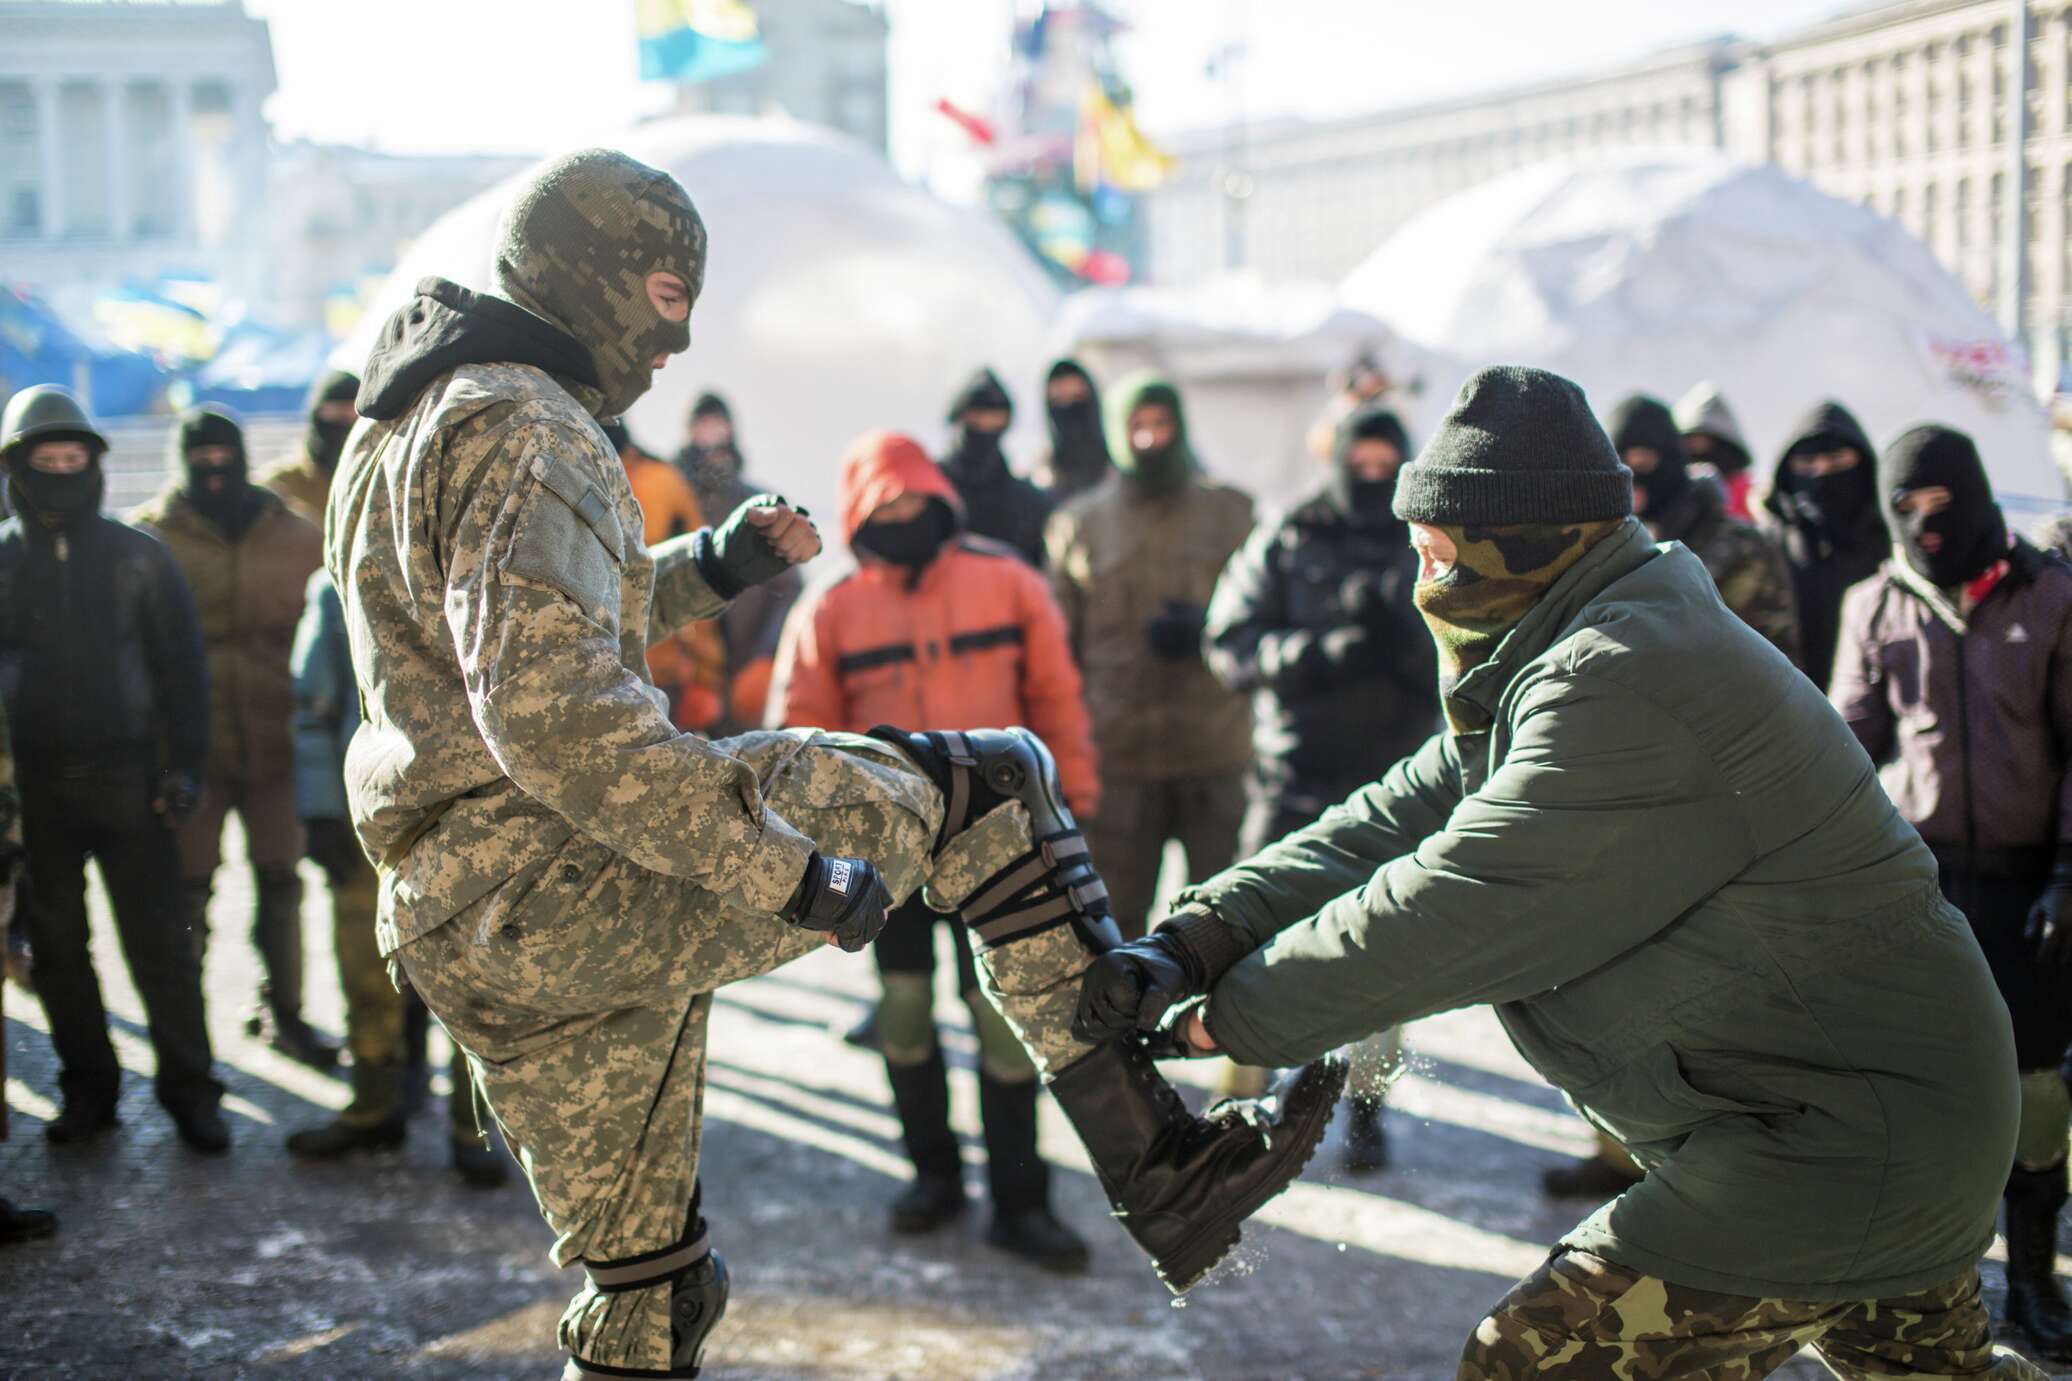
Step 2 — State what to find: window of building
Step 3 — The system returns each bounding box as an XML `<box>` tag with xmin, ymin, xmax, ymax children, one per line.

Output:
<box><xmin>1925</xmin><ymin>181</ymin><xmax>1941</xmax><ymax>253</ymax></box>
<box><xmin>1956</xmin><ymin>177</ymin><xmax>1971</xmax><ymax>250</ymax></box>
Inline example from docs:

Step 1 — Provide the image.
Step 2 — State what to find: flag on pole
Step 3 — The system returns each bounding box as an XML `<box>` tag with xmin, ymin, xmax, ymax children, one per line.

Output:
<box><xmin>638</xmin><ymin>0</ymin><xmax>767</xmax><ymax>84</ymax></box>
<box><xmin>1075</xmin><ymin>83</ymin><xmax>1174</xmax><ymax>193</ymax></box>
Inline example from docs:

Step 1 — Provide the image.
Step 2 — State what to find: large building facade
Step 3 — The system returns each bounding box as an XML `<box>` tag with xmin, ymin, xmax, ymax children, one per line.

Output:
<box><xmin>0</xmin><ymin>0</ymin><xmax>275</xmax><ymax>311</ymax></box>
<box><xmin>1140</xmin><ymin>0</ymin><xmax>2072</xmax><ymax>377</ymax></box>
<box><xmin>670</xmin><ymin>0</ymin><xmax>890</xmax><ymax>154</ymax></box>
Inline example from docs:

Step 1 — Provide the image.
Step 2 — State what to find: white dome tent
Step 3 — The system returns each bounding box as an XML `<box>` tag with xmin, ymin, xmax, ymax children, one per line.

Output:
<box><xmin>1340</xmin><ymin>148</ymin><xmax>2064</xmax><ymax>514</ymax></box>
<box><xmin>1052</xmin><ymin>278</ymin><xmax>1464</xmax><ymax>517</ymax></box>
<box><xmin>340</xmin><ymin>116</ymin><xmax>1062</xmax><ymax>536</ymax></box>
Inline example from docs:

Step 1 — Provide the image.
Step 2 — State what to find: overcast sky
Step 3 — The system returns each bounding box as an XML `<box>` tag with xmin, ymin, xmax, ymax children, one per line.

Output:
<box><xmin>245</xmin><ymin>0</ymin><xmax>1862</xmax><ymax>175</ymax></box>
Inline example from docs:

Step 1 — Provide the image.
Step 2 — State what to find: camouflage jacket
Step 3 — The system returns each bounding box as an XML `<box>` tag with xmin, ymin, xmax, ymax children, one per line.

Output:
<box><xmin>1648</xmin><ymin>477</ymin><xmax>1802</xmax><ymax>669</ymax></box>
<box><xmin>326</xmin><ymin>362</ymin><xmax>814</xmax><ymax>955</ymax></box>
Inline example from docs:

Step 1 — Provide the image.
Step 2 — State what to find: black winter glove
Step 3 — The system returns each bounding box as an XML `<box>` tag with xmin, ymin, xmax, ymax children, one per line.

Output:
<box><xmin>304</xmin><ymin>819</ymin><xmax>367</xmax><ymax>888</ymax></box>
<box><xmin>155</xmin><ymin>770</ymin><xmax>202</xmax><ymax>825</ymax></box>
<box><xmin>2026</xmin><ymin>867</ymin><xmax>2072</xmax><ymax>970</ymax></box>
<box><xmin>1144</xmin><ymin>599</ymin><xmax>1208</xmax><ymax>662</ymax></box>
<box><xmin>782</xmin><ymin>852</ymin><xmax>893</xmax><ymax>953</ymax></box>
<box><xmin>1075</xmin><ymin>929</ymin><xmax>1204</xmax><ymax>1044</ymax></box>
<box><xmin>692</xmin><ymin>494</ymin><xmax>809</xmax><ymax>600</ymax></box>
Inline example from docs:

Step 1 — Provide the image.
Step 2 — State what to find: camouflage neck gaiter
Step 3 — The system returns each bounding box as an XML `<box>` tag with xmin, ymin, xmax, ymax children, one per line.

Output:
<box><xmin>493</xmin><ymin>149</ymin><xmax>706</xmax><ymax>419</ymax></box>
<box><xmin>1414</xmin><ymin>519</ymin><xmax>1623</xmax><ymax>734</ymax></box>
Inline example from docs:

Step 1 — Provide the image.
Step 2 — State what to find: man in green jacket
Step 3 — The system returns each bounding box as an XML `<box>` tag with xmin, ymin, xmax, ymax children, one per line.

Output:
<box><xmin>1076</xmin><ymin>366</ymin><xmax>2040</xmax><ymax>1378</ymax></box>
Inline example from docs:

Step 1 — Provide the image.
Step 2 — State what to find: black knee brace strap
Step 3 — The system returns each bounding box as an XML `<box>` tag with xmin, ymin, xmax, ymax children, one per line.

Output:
<box><xmin>580</xmin><ymin>1223</ymin><xmax>711</xmax><ymax>1295</ymax></box>
<box><xmin>962</xmin><ymin>828</ymin><xmax>1116</xmax><ymax>952</ymax></box>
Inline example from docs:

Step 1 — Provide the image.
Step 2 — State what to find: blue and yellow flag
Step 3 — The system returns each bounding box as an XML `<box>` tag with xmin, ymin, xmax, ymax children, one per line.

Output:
<box><xmin>638</xmin><ymin>0</ymin><xmax>767</xmax><ymax>84</ymax></box>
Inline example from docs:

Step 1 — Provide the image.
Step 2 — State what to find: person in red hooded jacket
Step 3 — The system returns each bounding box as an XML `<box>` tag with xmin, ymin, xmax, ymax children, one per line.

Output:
<box><xmin>770</xmin><ymin>430</ymin><xmax>1099</xmax><ymax>1272</ymax></box>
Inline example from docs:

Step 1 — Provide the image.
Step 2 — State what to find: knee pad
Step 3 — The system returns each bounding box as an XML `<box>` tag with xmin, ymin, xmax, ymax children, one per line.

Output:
<box><xmin>963</xmin><ymin>989</ymin><xmax>1035</xmax><ymax>1082</ymax></box>
<box><xmin>878</xmin><ymin>976</ymin><xmax>936</xmax><ymax>1066</ymax></box>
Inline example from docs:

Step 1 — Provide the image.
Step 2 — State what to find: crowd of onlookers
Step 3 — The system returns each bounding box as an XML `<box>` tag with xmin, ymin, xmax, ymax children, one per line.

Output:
<box><xmin>4</xmin><ymin>349</ymin><xmax>2072</xmax><ymax>1350</ymax></box>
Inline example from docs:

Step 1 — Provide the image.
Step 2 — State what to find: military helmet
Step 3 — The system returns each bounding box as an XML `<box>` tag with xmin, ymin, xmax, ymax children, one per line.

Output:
<box><xmin>0</xmin><ymin>385</ymin><xmax>108</xmax><ymax>464</ymax></box>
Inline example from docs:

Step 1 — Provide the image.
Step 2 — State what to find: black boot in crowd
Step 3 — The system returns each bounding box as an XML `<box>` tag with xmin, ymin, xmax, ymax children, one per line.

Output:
<box><xmin>885</xmin><ymin>1044</ymin><xmax>966</xmax><ymax>1234</ymax></box>
<box><xmin>979</xmin><ymin>1068</ymin><xmax>1088</xmax><ymax>1273</ymax></box>
<box><xmin>251</xmin><ymin>865</ymin><xmax>339</xmax><ymax>1071</ymax></box>
<box><xmin>447</xmin><ymin>1058</ymin><xmax>510</xmax><ymax>1189</ymax></box>
<box><xmin>0</xmin><ymin>1197</ymin><xmax>56</xmax><ymax>1245</ymax></box>
<box><xmin>286</xmin><ymin>1063</ymin><xmax>407</xmax><ymax>1159</ymax></box>
<box><xmin>2005</xmin><ymin>1162</ymin><xmax>2072</xmax><ymax>1361</ymax></box>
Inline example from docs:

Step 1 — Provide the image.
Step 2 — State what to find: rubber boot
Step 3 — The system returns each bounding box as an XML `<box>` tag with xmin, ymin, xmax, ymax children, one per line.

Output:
<box><xmin>2005</xmin><ymin>1163</ymin><xmax>2072</xmax><ymax>1361</ymax></box>
<box><xmin>1048</xmin><ymin>1039</ymin><xmax>1348</xmax><ymax>1293</ymax></box>
<box><xmin>0</xmin><ymin>1197</ymin><xmax>56</xmax><ymax>1245</ymax></box>
<box><xmin>979</xmin><ymin>1069</ymin><xmax>1088</xmax><ymax>1273</ymax></box>
<box><xmin>254</xmin><ymin>866</ymin><xmax>339</xmax><ymax>1070</ymax></box>
<box><xmin>1343</xmin><ymin>1095</ymin><xmax>1388</xmax><ymax>1174</ymax></box>
<box><xmin>881</xmin><ymin>725</ymin><xmax>1347</xmax><ymax>1292</ymax></box>
<box><xmin>884</xmin><ymin>1045</ymin><xmax>966</xmax><ymax>1233</ymax></box>
<box><xmin>285</xmin><ymin>1063</ymin><xmax>407</xmax><ymax>1158</ymax></box>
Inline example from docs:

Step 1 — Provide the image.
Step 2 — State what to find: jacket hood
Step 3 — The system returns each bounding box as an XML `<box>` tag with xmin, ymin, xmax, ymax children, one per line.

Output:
<box><xmin>356</xmin><ymin>277</ymin><xmax>600</xmax><ymax>421</ymax></box>
<box><xmin>838</xmin><ymin>430</ymin><xmax>963</xmax><ymax>544</ymax></box>
<box><xmin>165</xmin><ymin>403</ymin><xmax>247</xmax><ymax>475</ymax></box>
<box><xmin>1767</xmin><ymin>399</ymin><xmax>1877</xmax><ymax>505</ymax></box>
<box><xmin>946</xmin><ymin>366</ymin><xmax>1013</xmax><ymax>422</ymax></box>
<box><xmin>1673</xmin><ymin>381</ymin><xmax>1750</xmax><ymax>470</ymax></box>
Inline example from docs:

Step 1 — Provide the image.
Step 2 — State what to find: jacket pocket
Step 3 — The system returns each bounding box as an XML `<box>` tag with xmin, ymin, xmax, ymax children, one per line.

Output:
<box><xmin>1575</xmin><ymin>1044</ymin><xmax>1800</xmax><ymax>1156</ymax></box>
<box><xmin>503</xmin><ymin>453</ymin><xmax>627</xmax><ymax>626</ymax></box>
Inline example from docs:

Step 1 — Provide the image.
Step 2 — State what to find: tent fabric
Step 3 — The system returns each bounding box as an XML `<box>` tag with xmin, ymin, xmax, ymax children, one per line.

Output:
<box><xmin>1052</xmin><ymin>277</ymin><xmax>1462</xmax><ymax>516</ymax></box>
<box><xmin>340</xmin><ymin>115</ymin><xmax>1062</xmax><ymax>539</ymax></box>
<box><xmin>1340</xmin><ymin>148</ymin><xmax>2063</xmax><ymax>513</ymax></box>
<box><xmin>0</xmin><ymin>285</ymin><xmax>166</xmax><ymax>418</ymax></box>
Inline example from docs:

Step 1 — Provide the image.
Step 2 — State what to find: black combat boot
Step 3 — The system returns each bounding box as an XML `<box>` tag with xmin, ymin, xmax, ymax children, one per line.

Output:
<box><xmin>979</xmin><ymin>1068</ymin><xmax>1088</xmax><ymax>1273</ymax></box>
<box><xmin>874</xmin><ymin>726</ymin><xmax>1347</xmax><ymax>1292</ymax></box>
<box><xmin>2005</xmin><ymin>1163</ymin><xmax>2072</xmax><ymax>1361</ymax></box>
<box><xmin>169</xmin><ymin>1100</ymin><xmax>231</xmax><ymax>1154</ymax></box>
<box><xmin>253</xmin><ymin>866</ymin><xmax>340</xmax><ymax>1070</ymax></box>
<box><xmin>287</xmin><ymin>1064</ymin><xmax>407</xmax><ymax>1158</ymax></box>
<box><xmin>0</xmin><ymin>1197</ymin><xmax>56</xmax><ymax>1245</ymax></box>
<box><xmin>884</xmin><ymin>1045</ymin><xmax>967</xmax><ymax>1233</ymax></box>
<box><xmin>1343</xmin><ymin>1095</ymin><xmax>1388</xmax><ymax>1174</ymax></box>
<box><xmin>44</xmin><ymin>1100</ymin><xmax>118</xmax><ymax>1145</ymax></box>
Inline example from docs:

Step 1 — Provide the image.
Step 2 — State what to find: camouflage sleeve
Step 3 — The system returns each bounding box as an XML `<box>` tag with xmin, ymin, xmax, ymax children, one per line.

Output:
<box><xmin>645</xmin><ymin>529</ymin><xmax>730</xmax><ymax>648</ymax></box>
<box><xmin>1714</xmin><ymin>529</ymin><xmax>1803</xmax><ymax>670</ymax></box>
<box><xmin>444</xmin><ymin>408</ymin><xmax>815</xmax><ymax>915</ymax></box>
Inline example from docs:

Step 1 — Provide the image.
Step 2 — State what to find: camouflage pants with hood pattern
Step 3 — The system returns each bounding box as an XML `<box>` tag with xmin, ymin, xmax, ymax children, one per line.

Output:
<box><xmin>1460</xmin><ymin>1248</ymin><xmax>2046</xmax><ymax>1379</ymax></box>
<box><xmin>398</xmin><ymin>729</ymin><xmax>1101</xmax><ymax>1376</ymax></box>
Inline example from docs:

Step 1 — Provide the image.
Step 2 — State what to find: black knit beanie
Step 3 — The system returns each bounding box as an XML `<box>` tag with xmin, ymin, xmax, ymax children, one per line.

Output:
<box><xmin>1393</xmin><ymin>366</ymin><xmax>1632</xmax><ymax>526</ymax></box>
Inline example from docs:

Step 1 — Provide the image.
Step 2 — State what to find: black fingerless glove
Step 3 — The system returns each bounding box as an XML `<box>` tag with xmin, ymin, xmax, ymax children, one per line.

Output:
<box><xmin>692</xmin><ymin>494</ymin><xmax>804</xmax><ymax>599</ymax></box>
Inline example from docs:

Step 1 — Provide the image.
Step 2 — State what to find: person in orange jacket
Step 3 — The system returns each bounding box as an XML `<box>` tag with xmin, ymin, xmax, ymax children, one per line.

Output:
<box><xmin>602</xmin><ymin>418</ymin><xmax>726</xmax><ymax>731</ymax></box>
<box><xmin>770</xmin><ymin>429</ymin><xmax>1099</xmax><ymax>1272</ymax></box>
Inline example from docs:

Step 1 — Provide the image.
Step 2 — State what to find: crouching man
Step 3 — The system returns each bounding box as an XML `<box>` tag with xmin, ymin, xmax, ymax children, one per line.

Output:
<box><xmin>329</xmin><ymin>148</ymin><xmax>1345</xmax><ymax>1379</ymax></box>
<box><xmin>1078</xmin><ymin>366</ymin><xmax>2041</xmax><ymax>1379</ymax></box>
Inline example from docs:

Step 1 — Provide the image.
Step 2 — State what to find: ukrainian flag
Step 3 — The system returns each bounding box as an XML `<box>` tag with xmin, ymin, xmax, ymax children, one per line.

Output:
<box><xmin>638</xmin><ymin>0</ymin><xmax>768</xmax><ymax>84</ymax></box>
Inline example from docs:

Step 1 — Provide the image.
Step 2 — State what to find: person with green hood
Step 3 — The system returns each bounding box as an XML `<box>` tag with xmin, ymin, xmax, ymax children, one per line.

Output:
<box><xmin>257</xmin><ymin>369</ymin><xmax>361</xmax><ymax>526</ymax></box>
<box><xmin>1045</xmin><ymin>372</ymin><xmax>1256</xmax><ymax>940</ymax></box>
<box><xmin>133</xmin><ymin>405</ymin><xmax>337</xmax><ymax>1071</ymax></box>
<box><xmin>1076</xmin><ymin>365</ymin><xmax>2043</xmax><ymax>1379</ymax></box>
<box><xmin>329</xmin><ymin>148</ymin><xmax>1346</xmax><ymax>1380</ymax></box>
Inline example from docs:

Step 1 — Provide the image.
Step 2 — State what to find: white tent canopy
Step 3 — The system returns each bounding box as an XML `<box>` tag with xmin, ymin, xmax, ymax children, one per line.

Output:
<box><xmin>1052</xmin><ymin>278</ymin><xmax>1463</xmax><ymax>516</ymax></box>
<box><xmin>341</xmin><ymin>116</ymin><xmax>1062</xmax><ymax>538</ymax></box>
<box><xmin>1341</xmin><ymin>149</ymin><xmax>2064</xmax><ymax>513</ymax></box>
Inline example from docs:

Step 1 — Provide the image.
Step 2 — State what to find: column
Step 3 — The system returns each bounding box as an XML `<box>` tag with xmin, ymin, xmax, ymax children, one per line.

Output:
<box><xmin>101</xmin><ymin>80</ymin><xmax>129</xmax><ymax>241</ymax></box>
<box><xmin>33</xmin><ymin>77</ymin><xmax>61</xmax><ymax>238</ymax></box>
<box><xmin>169</xmin><ymin>80</ymin><xmax>195</xmax><ymax>243</ymax></box>
<box><xmin>1998</xmin><ymin>0</ymin><xmax>2032</xmax><ymax>340</ymax></box>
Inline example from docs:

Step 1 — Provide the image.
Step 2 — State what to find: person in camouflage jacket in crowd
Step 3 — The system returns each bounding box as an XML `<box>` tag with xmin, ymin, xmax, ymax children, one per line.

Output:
<box><xmin>328</xmin><ymin>148</ymin><xmax>1344</xmax><ymax>1380</ymax></box>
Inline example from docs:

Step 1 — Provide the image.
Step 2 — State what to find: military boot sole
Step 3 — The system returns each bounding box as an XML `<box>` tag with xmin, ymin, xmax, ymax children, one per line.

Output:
<box><xmin>1150</xmin><ymin>1053</ymin><xmax>1349</xmax><ymax>1294</ymax></box>
<box><xmin>285</xmin><ymin>1119</ymin><xmax>408</xmax><ymax>1159</ymax></box>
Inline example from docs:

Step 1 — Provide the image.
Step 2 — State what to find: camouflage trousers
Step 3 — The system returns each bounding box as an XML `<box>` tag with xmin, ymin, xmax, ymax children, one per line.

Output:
<box><xmin>396</xmin><ymin>730</ymin><xmax>1100</xmax><ymax>1377</ymax></box>
<box><xmin>1459</xmin><ymin>1249</ymin><xmax>2048</xmax><ymax>1379</ymax></box>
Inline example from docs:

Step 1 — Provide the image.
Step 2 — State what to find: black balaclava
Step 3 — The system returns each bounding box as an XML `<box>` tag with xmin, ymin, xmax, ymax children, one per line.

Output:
<box><xmin>1044</xmin><ymin>358</ymin><xmax>1107</xmax><ymax>492</ymax></box>
<box><xmin>6</xmin><ymin>443</ymin><xmax>104</xmax><ymax>529</ymax></box>
<box><xmin>1330</xmin><ymin>403</ymin><xmax>1410</xmax><ymax>526</ymax></box>
<box><xmin>1774</xmin><ymin>401</ymin><xmax>1878</xmax><ymax>539</ymax></box>
<box><xmin>853</xmin><ymin>496</ymin><xmax>957</xmax><ymax>583</ymax></box>
<box><xmin>493</xmin><ymin>148</ymin><xmax>706</xmax><ymax>420</ymax></box>
<box><xmin>685</xmin><ymin>392</ymin><xmax>739</xmax><ymax>472</ymax></box>
<box><xmin>304</xmin><ymin>369</ymin><xmax>360</xmax><ymax>472</ymax></box>
<box><xmin>1880</xmin><ymin>424</ymin><xmax>2008</xmax><ymax>588</ymax></box>
<box><xmin>945</xmin><ymin>367</ymin><xmax>1013</xmax><ymax>479</ymax></box>
<box><xmin>175</xmin><ymin>405</ymin><xmax>258</xmax><ymax>536</ymax></box>
<box><xmin>1605</xmin><ymin>394</ymin><xmax>1689</xmax><ymax>516</ymax></box>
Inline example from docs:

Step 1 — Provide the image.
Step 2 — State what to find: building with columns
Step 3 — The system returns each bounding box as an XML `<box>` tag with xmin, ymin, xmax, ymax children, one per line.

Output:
<box><xmin>670</xmin><ymin>0</ymin><xmax>889</xmax><ymax>154</ymax></box>
<box><xmin>1138</xmin><ymin>0</ymin><xmax>2072</xmax><ymax>381</ymax></box>
<box><xmin>0</xmin><ymin>0</ymin><xmax>275</xmax><ymax>313</ymax></box>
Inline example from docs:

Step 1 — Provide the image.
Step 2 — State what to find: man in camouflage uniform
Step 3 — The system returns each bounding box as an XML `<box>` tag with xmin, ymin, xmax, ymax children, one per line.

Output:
<box><xmin>329</xmin><ymin>149</ymin><xmax>1344</xmax><ymax>1379</ymax></box>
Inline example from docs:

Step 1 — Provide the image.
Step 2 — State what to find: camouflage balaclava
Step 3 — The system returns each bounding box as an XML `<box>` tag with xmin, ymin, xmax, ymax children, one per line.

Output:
<box><xmin>1412</xmin><ymin>520</ymin><xmax>1624</xmax><ymax>733</ymax></box>
<box><xmin>493</xmin><ymin>148</ymin><xmax>706</xmax><ymax>419</ymax></box>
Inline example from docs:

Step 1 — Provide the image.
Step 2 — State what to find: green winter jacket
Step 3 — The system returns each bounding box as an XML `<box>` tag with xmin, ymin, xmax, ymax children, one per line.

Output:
<box><xmin>1193</xmin><ymin>518</ymin><xmax>2016</xmax><ymax>1301</ymax></box>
